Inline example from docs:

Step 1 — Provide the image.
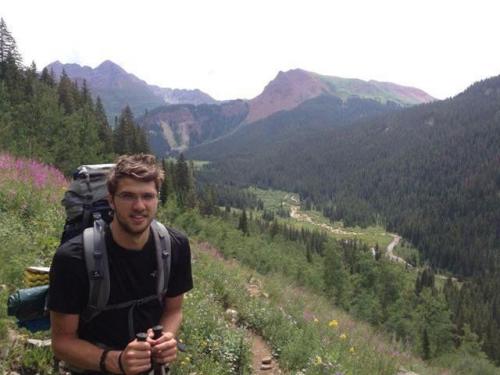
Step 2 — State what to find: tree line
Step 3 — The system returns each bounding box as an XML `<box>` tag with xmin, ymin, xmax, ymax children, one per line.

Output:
<box><xmin>0</xmin><ymin>18</ymin><xmax>149</xmax><ymax>175</ymax></box>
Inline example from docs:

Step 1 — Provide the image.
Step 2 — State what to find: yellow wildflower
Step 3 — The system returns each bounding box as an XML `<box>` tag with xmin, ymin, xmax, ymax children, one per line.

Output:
<box><xmin>328</xmin><ymin>319</ymin><xmax>339</xmax><ymax>328</ymax></box>
<box><xmin>315</xmin><ymin>355</ymin><xmax>323</xmax><ymax>365</ymax></box>
<box><xmin>314</xmin><ymin>318</ymin><xmax>319</xmax><ymax>323</ymax></box>
<box><xmin>349</xmin><ymin>346</ymin><xmax>355</xmax><ymax>353</ymax></box>
<box><xmin>339</xmin><ymin>333</ymin><xmax>347</xmax><ymax>340</ymax></box>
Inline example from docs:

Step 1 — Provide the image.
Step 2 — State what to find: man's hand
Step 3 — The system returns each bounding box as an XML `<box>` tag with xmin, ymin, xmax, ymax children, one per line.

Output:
<box><xmin>120</xmin><ymin>338</ymin><xmax>152</xmax><ymax>375</ymax></box>
<box><xmin>147</xmin><ymin>329</ymin><xmax>177</xmax><ymax>365</ymax></box>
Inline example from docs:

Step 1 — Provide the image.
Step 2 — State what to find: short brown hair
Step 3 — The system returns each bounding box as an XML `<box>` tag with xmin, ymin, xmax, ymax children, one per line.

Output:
<box><xmin>107</xmin><ymin>154</ymin><xmax>164</xmax><ymax>195</ymax></box>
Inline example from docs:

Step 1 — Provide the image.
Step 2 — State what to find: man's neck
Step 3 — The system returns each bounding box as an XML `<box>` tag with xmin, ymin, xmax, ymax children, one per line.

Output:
<box><xmin>110</xmin><ymin>221</ymin><xmax>150</xmax><ymax>250</ymax></box>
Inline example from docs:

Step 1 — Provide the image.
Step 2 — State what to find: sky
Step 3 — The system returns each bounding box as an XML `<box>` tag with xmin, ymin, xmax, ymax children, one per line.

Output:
<box><xmin>2</xmin><ymin>0</ymin><xmax>500</xmax><ymax>101</ymax></box>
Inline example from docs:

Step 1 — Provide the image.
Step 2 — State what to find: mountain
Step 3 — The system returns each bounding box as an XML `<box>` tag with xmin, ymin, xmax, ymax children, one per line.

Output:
<box><xmin>191</xmin><ymin>74</ymin><xmax>500</xmax><ymax>278</ymax></box>
<box><xmin>150</xmin><ymin>86</ymin><xmax>218</xmax><ymax>105</ymax></box>
<box><xmin>45</xmin><ymin>60</ymin><xmax>217</xmax><ymax>122</ymax></box>
<box><xmin>188</xmin><ymin>94</ymin><xmax>400</xmax><ymax>162</ymax></box>
<box><xmin>139</xmin><ymin>100</ymin><xmax>248</xmax><ymax>155</ymax></box>
<box><xmin>139</xmin><ymin>69</ymin><xmax>433</xmax><ymax>155</ymax></box>
<box><xmin>244</xmin><ymin>69</ymin><xmax>435</xmax><ymax>123</ymax></box>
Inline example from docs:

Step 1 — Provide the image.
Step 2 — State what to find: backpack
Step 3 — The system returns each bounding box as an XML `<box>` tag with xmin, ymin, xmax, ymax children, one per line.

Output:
<box><xmin>60</xmin><ymin>164</ymin><xmax>115</xmax><ymax>243</ymax></box>
<box><xmin>8</xmin><ymin>164</ymin><xmax>172</xmax><ymax>337</ymax></box>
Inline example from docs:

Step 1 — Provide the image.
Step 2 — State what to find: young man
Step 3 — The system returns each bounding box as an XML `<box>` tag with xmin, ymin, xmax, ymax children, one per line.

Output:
<box><xmin>49</xmin><ymin>154</ymin><xmax>193</xmax><ymax>374</ymax></box>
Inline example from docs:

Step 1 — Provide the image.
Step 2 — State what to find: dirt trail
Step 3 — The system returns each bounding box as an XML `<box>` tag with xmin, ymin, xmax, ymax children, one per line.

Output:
<box><xmin>197</xmin><ymin>241</ymin><xmax>282</xmax><ymax>374</ymax></box>
<box><xmin>385</xmin><ymin>234</ymin><xmax>410</xmax><ymax>266</ymax></box>
<box><xmin>288</xmin><ymin>204</ymin><xmax>412</xmax><ymax>267</ymax></box>
<box><xmin>289</xmin><ymin>205</ymin><xmax>360</xmax><ymax>235</ymax></box>
<box><xmin>250</xmin><ymin>334</ymin><xmax>282</xmax><ymax>374</ymax></box>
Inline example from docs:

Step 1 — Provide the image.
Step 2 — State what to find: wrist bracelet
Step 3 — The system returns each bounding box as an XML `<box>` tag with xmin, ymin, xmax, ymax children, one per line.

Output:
<box><xmin>99</xmin><ymin>349</ymin><xmax>111</xmax><ymax>374</ymax></box>
<box><xmin>118</xmin><ymin>351</ymin><xmax>126</xmax><ymax>374</ymax></box>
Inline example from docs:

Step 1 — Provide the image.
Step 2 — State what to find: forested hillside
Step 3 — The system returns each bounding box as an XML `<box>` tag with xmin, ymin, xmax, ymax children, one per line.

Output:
<box><xmin>0</xmin><ymin>19</ymin><xmax>149</xmax><ymax>174</ymax></box>
<box><xmin>190</xmin><ymin>74</ymin><xmax>500</xmax><ymax>363</ymax></box>
<box><xmin>190</xmin><ymin>76</ymin><xmax>500</xmax><ymax>277</ymax></box>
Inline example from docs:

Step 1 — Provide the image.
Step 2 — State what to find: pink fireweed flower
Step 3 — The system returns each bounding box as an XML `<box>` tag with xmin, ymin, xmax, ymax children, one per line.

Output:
<box><xmin>0</xmin><ymin>153</ymin><xmax>68</xmax><ymax>193</ymax></box>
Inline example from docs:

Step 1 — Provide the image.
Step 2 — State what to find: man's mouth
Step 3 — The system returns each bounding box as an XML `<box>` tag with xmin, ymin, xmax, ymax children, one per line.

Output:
<box><xmin>130</xmin><ymin>214</ymin><xmax>147</xmax><ymax>223</ymax></box>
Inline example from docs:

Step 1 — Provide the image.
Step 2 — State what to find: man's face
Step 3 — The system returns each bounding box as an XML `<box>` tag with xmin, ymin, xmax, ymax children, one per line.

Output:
<box><xmin>109</xmin><ymin>177</ymin><xmax>159</xmax><ymax>236</ymax></box>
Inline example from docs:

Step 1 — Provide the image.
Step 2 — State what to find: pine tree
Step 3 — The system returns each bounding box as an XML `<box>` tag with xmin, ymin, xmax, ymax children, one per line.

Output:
<box><xmin>113</xmin><ymin>105</ymin><xmax>135</xmax><ymax>154</ymax></box>
<box><xmin>57</xmin><ymin>70</ymin><xmax>75</xmax><ymax>114</ymax></box>
<box><xmin>95</xmin><ymin>96</ymin><xmax>113</xmax><ymax>154</ymax></box>
<box><xmin>0</xmin><ymin>18</ymin><xmax>22</xmax><ymax>66</ymax></box>
<box><xmin>238</xmin><ymin>209</ymin><xmax>249</xmax><ymax>236</ymax></box>
<box><xmin>160</xmin><ymin>158</ymin><xmax>175</xmax><ymax>206</ymax></box>
<box><xmin>40</xmin><ymin>67</ymin><xmax>55</xmax><ymax>87</ymax></box>
<box><xmin>174</xmin><ymin>153</ymin><xmax>190</xmax><ymax>208</ymax></box>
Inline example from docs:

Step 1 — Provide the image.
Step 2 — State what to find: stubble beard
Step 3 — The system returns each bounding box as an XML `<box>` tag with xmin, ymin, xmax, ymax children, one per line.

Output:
<box><xmin>114</xmin><ymin>210</ymin><xmax>154</xmax><ymax>237</ymax></box>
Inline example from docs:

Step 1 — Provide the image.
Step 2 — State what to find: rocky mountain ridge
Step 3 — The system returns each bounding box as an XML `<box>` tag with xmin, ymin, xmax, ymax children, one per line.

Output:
<box><xmin>45</xmin><ymin>60</ymin><xmax>217</xmax><ymax>122</ymax></box>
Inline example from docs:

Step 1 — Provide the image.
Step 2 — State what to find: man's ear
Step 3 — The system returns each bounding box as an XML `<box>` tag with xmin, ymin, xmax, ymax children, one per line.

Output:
<box><xmin>108</xmin><ymin>194</ymin><xmax>115</xmax><ymax>210</ymax></box>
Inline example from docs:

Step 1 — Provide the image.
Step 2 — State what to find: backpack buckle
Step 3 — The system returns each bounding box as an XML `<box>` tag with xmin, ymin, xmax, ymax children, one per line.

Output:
<box><xmin>90</xmin><ymin>270</ymin><xmax>102</xmax><ymax>279</ymax></box>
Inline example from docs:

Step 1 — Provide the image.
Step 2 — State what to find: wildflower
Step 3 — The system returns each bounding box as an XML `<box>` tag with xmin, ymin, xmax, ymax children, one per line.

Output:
<box><xmin>315</xmin><ymin>355</ymin><xmax>323</xmax><ymax>365</ymax></box>
<box><xmin>339</xmin><ymin>333</ymin><xmax>347</xmax><ymax>340</ymax></box>
<box><xmin>314</xmin><ymin>317</ymin><xmax>319</xmax><ymax>323</ymax></box>
<box><xmin>349</xmin><ymin>346</ymin><xmax>355</xmax><ymax>353</ymax></box>
<box><xmin>328</xmin><ymin>319</ymin><xmax>339</xmax><ymax>328</ymax></box>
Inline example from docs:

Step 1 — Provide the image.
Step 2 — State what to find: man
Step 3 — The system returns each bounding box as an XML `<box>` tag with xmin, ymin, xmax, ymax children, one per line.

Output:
<box><xmin>49</xmin><ymin>154</ymin><xmax>193</xmax><ymax>374</ymax></box>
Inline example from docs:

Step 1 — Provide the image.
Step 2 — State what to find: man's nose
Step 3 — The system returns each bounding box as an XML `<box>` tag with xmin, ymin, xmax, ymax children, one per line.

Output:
<box><xmin>132</xmin><ymin>196</ymin><xmax>147</xmax><ymax>209</ymax></box>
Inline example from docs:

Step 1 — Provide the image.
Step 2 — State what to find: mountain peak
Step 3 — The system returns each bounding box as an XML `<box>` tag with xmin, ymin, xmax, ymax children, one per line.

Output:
<box><xmin>245</xmin><ymin>69</ymin><xmax>328</xmax><ymax>123</ymax></box>
<box><xmin>95</xmin><ymin>60</ymin><xmax>127</xmax><ymax>75</ymax></box>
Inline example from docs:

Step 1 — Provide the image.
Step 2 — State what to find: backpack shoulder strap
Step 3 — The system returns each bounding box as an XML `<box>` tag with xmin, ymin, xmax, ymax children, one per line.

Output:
<box><xmin>151</xmin><ymin>220</ymin><xmax>171</xmax><ymax>301</ymax></box>
<box><xmin>81</xmin><ymin>218</ymin><xmax>110</xmax><ymax>322</ymax></box>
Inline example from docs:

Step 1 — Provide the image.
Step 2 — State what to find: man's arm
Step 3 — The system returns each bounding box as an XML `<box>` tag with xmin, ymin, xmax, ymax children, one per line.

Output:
<box><xmin>51</xmin><ymin>311</ymin><xmax>151</xmax><ymax>374</ymax></box>
<box><xmin>160</xmin><ymin>294</ymin><xmax>184</xmax><ymax>334</ymax></box>
<box><xmin>149</xmin><ymin>294</ymin><xmax>185</xmax><ymax>365</ymax></box>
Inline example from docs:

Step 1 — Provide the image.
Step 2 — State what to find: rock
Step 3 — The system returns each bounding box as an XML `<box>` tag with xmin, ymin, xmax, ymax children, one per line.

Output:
<box><xmin>27</xmin><ymin>338</ymin><xmax>51</xmax><ymax>347</ymax></box>
<box><xmin>397</xmin><ymin>368</ymin><xmax>420</xmax><ymax>375</ymax></box>
<box><xmin>260</xmin><ymin>364</ymin><xmax>273</xmax><ymax>371</ymax></box>
<box><xmin>225</xmin><ymin>308</ymin><xmax>238</xmax><ymax>323</ymax></box>
<box><xmin>261</xmin><ymin>356</ymin><xmax>273</xmax><ymax>364</ymax></box>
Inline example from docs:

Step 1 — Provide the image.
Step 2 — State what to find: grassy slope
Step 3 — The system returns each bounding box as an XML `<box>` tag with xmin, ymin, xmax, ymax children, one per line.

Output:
<box><xmin>1</xmin><ymin>157</ymin><xmax>498</xmax><ymax>374</ymax></box>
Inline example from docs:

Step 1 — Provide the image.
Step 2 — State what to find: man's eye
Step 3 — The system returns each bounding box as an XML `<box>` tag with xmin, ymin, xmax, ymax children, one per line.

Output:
<box><xmin>120</xmin><ymin>193</ymin><xmax>135</xmax><ymax>201</ymax></box>
<box><xmin>142</xmin><ymin>194</ymin><xmax>156</xmax><ymax>201</ymax></box>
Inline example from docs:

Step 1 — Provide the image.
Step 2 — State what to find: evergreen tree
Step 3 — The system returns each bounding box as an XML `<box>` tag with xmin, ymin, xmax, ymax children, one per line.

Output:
<box><xmin>57</xmin><ymin>70</ymin><xmax>75</xmax><ymax>114</ymax></box>
<box><xmin>40</xmin><ymin>67</ymin><xmax>55</xmax><ymax>87</ymax></box>
<box><xmin>238</xmin><ymin>209</ymin><xmax>249</xmax><ymax>236</ymax></box>
<box><xmin>95</xmin><ymin>96</ymin><xmax>113</xmax><ymax>154</ymax></box>
<box><xmin>415</xmin><ymin>289</ymin><xmax>455</xmax><ymax>358</ymax></box>
<box><xmin>323</xmin><ymin>242</ymin><xmax>351</xmax><ymax>309</ymax></box>
<box><xmin>160</xmin><ymin>158</ymin><xmax>180</xmax><ymax>207</ymax></box>
<box><xmin>113</xmin><ymin>105</ymin><xmax>150</xmax><ymax>155</ymax></box>
<box><xmin>174</xmin><ymin>153</ymin><xmax>190</xmax><ymax>208</ymax></box>
<box><xmin>0</xmin><ymin>18</ymin><xmax>22</xmax><ymax>66</ymax></box>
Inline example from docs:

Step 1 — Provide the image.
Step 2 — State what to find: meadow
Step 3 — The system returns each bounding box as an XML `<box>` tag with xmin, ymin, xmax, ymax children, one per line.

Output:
<box><xmin>1</xmin><ymin>154</ymin><xmax>498</xmax><ymax>374</ymax></box>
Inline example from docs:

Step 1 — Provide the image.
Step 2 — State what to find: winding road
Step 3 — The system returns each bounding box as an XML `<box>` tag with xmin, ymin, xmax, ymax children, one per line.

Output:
<box><xmin>288</xmin><ymin>201</ymin><xmax>410</xmax><ymax>266</ymax></box>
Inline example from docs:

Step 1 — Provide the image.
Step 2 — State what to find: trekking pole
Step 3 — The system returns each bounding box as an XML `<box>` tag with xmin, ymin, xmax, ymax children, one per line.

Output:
<box><xmin>136</xmin><ymin>332</ymin><xmax>151</xmax><ymax>375</ymax></box>
<box><xmin>152</xmin><ymin>325</ymin><xmax>167</xmax><ymax>375</ymax></box>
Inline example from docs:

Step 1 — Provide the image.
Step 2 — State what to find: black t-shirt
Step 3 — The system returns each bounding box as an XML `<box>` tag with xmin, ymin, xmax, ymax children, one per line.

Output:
<box><xmin>48</xmin><ymin>224</ymin><xmax>193</xmax><ymax>350</ymax></box>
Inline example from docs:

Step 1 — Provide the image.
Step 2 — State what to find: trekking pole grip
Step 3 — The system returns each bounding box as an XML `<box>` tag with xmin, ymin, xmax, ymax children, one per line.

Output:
<box><xmin>152</xmin><ymin>325</ymin><xmax>166</xmax><ymax>375</ymax></box>
<box><xmin>136</xmin><ymin>333</ymin><xmax>150</xmax><ymax>375</ymax></box>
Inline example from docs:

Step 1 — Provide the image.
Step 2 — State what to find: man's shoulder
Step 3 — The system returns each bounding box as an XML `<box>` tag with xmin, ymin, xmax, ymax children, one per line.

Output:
<box><xmin>157</xmin><ymin>223</ymin><xmax>189</xmax><ymax>249</ymax></box>
<box><xmin>54</xmin><ymin>234</ymin><xmax>85</xmax><ymax>261</ymax></box>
